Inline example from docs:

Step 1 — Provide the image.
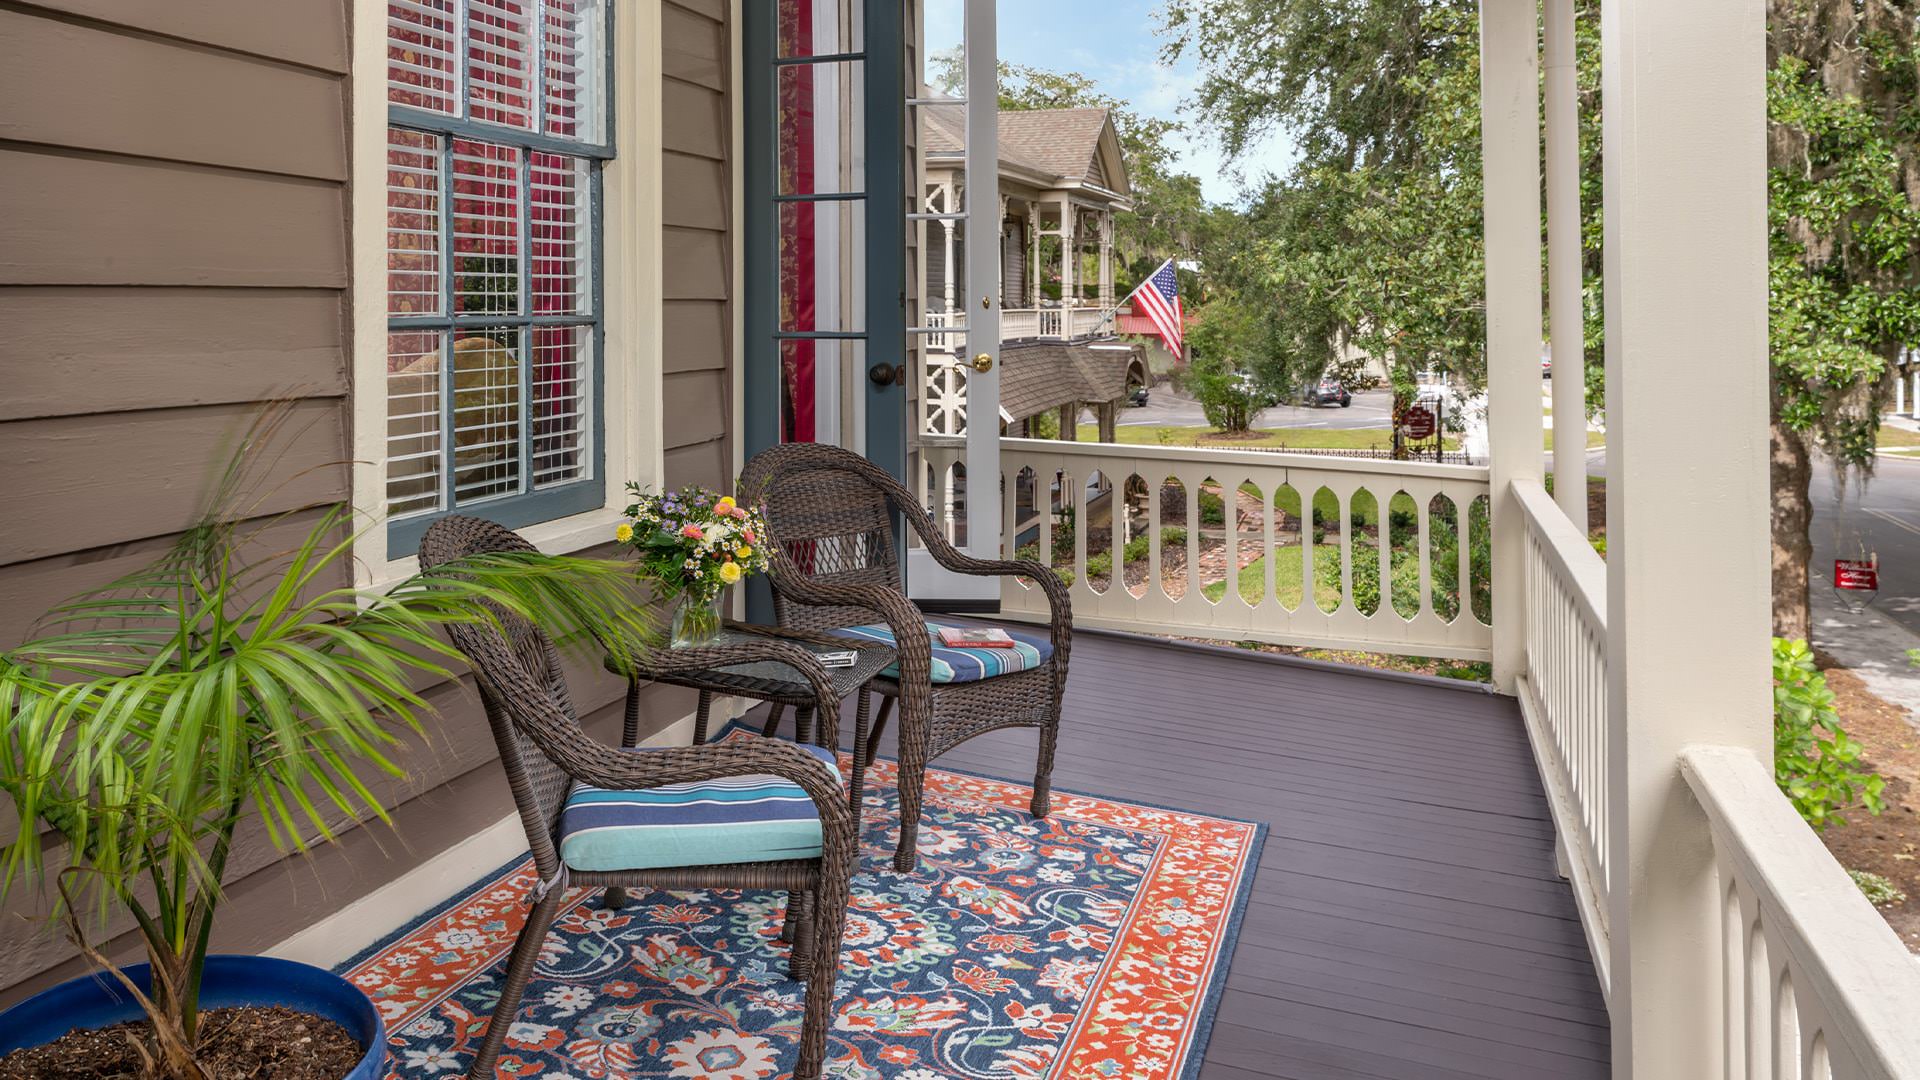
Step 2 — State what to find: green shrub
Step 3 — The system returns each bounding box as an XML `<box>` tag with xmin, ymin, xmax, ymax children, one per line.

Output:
<box><xmin>1199</xmin><ymin>490</ymin><xmax>1227</xmax><ymax>526</ymax></box>
<box><xmin>1850</xmin><ymin>869</ymin><xmax>1907</xmax><ymax>907</ymax></box>
<box><xmin>1773</xmin><ymin>637</ymin><xmax>1885</xmax><ymax>830</ymax></box>
<box><xmin>1122</xmin><ymin>527</ymin><xmax>1187</xmax><ymax>563</ymax></box>
<box><xmin>1085</xmin><ymin>552</ymin><xmax>1113</xmax><ymax>580</ymax></box>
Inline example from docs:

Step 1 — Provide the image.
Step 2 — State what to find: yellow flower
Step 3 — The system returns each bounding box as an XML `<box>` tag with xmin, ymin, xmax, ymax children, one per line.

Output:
<box><xmin>736</xmin><ymin>545</ymin><xmax>753</xmax><ymax>558</ymax></box>
<box><xmin>718</xmin><ymin>561</ymin><xmax>743</xmax><ymax>584</ymax></box>
<box><xmin>716</xmin><ymin>495</ymin><xmax>736</xmax><ymax>510</ymax></box>
<box><xmin>615</xmin><ymin>523</ymin><xmax>634</xmax><ymax>543</ymax></box>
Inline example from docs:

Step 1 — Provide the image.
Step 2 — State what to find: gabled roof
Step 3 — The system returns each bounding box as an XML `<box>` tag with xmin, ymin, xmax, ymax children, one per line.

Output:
<box><xmin>922</xmin><ymin>103</ymin><xmax>1131</xmax><ymax>200</ymax></box>
<box><xmin>998</xmin><ymin>340</ymin><xmax>1147</xmax><ymax>423</ymax></box>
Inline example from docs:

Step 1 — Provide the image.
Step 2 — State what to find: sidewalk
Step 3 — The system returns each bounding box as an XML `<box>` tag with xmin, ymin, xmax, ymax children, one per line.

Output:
<box><xmin>1813</xmin><ymin>583</ymin><xmax>1920</xmax><ymax>728</ymax></box>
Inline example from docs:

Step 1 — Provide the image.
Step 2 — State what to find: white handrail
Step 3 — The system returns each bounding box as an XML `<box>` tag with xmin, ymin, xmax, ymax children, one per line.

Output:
<box><xmin>1512</xmin><ymin>477</ymin><xmax>1613</xmax><ymax>996</ymax></box>
<box><xmin>1683</xmin><ymin>745</ymin><xmax>1920</xmax><ymax>1079</ymax></box>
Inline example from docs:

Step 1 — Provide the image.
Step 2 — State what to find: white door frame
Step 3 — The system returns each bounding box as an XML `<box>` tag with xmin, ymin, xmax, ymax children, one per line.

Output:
<box><xmin>906</xmin><ymin>0</ymin><xmax>1000</xmax><ymax>605</ymax></box>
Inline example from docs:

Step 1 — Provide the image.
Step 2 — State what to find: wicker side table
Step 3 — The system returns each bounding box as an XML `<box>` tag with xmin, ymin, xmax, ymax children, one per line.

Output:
<box><xmin>605</xmin><ymin>622</ymin><xmax>896</xmax><ymax>825</ymax></box>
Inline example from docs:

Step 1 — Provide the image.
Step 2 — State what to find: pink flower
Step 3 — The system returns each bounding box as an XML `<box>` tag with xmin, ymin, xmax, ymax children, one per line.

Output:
<box><xmin>743</xmin><ymin>529</ymin><xmax>757</xmax><ymax>544</ymax></box>
<box><xmin>681</xmin><ymin>523</ymin><xmax>705</xmax><ymax>539</ymax></box>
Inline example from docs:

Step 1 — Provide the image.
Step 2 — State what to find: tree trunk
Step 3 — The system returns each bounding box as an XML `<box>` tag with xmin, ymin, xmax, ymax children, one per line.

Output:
<box><xmin>1771</xmin><ymin>412</ymin><xmax>1813</xmax><ymax>642</ymax></box>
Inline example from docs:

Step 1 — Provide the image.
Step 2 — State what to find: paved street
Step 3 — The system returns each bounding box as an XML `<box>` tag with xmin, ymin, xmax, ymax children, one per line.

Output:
<box><xmin>1121</xmin><ymin>386</ymin><xmax>1396</xmax><ymax>430</ymax></box>
<box><xmin>1812</xmin><ymin>454</ymin><xmax>1920</xmax><ymax>640</ymax></box>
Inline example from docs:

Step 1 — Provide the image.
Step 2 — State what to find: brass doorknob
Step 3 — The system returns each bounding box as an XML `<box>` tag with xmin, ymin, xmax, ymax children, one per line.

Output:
<box><xmin>970</xmin><ymin>352</ymin><xmax>994</xmax><ymax>373</ymax></box>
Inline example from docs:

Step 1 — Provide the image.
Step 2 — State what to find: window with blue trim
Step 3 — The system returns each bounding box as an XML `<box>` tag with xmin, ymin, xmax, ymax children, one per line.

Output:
<box><xmin>384</xmin><ymin>0</ymin><xmax>611</xmax><ymax>548</ymax></box>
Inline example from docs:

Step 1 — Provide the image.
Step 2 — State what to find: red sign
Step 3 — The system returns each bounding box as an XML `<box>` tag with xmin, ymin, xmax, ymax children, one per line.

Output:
<box><xmin>1834</xmin><ymin>558</ymin><xmax>1880</xmax><ymax>592</ymax></box>
<box><xmin>1402</xmin><ymin>405</ymin><xmax>1437</xmax><ymax>441</ymax></box>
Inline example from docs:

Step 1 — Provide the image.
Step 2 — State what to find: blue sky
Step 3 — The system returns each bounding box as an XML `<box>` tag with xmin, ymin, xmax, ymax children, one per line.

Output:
<box><xmin>923</xmin><ymin>0</ymin><xmax>1297</xmax><ymax>204</ymax></box>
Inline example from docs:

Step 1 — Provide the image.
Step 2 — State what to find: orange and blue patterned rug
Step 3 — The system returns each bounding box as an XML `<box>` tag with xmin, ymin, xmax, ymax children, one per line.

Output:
<box><xmin>341</xmin><ymin>727</ymin><xmax>1262</xmax><ymax>1079</ymax></box>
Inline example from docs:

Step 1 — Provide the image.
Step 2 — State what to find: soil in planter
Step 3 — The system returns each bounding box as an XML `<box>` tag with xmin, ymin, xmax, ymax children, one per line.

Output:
<box><xmin>0</xmin><ymin>1005</ymin><xmax>362</xmax><ymax>1080</ymax></box>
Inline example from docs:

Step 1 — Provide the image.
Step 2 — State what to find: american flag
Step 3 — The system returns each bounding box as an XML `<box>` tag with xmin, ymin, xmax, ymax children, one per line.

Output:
<box><xmin>1124</xmin><ymin>258</ymin><xmax>1184</xmax><ymax>355</ymax></box>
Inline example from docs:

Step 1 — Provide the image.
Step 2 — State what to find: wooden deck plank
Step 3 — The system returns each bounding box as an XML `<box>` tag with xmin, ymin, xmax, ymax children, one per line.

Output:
<box><xmin>813</xmin><ymin>628</ymin><xmax>1609</xmax><ymax>1078</ymax></box>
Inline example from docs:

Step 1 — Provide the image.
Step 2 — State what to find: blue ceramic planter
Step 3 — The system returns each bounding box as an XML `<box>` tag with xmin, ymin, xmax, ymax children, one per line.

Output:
<box><xmin>0</xmin><ymin>954</ymin><xmax>386</xmax><ymax>1079</ymax></box>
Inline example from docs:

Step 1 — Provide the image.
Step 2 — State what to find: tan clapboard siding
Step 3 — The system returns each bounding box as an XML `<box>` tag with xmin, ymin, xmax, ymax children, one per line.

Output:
<box><xmin>662</xmin><ymin>226</ymin><xmax>730</xmax><ymax>301</ymax></box>
<box><xmin>662</xmin><ymin>1</ymin><xmax>726</xmax><ymax>90</ymax></box>
<box><xmin>0</xmin><ymin>148</ymin><xmax>349</xmax><ymax>288</ymax></box>
<box><xmin>663</xmin><ymin>78</ymin><xmax>729</xmax><ymax>161</ymax></box>
<box><xmin>664</xmin><ymin>370</ymin><xmax>731</xmax><ymax>449</ymax></box>
<box><xmin>666</xmin><ymin>438</ymin><xmax>732</xmax><ymax>490</ymax></box>
<box><xmin>0</xmin><ymin>400</ymin><xmax>349</xmax><ymax>567</ymax></box>
<box><xmin>665</xmin><ymin>153</ymin><xmax>729</xmax><ymax>230</ymax></box>
<box><xmin>659</xmin><ymin>0</ymin><xmax>733</xmax><ymax>486</ymax></box>
<box><xmin>0</xmin><ymin>287</ymin><xmax>347</xmax><ymax>421</ymax></box>
<box><xmin>665</xmin><ymin>300</ymin><xmax>729</xmax><ymax>373</ymax></box>
<box><xmin>0</xmin><ymin>10</ymin><xmax>347</xmax><ymax>180</ymax></box>
<box><xmin>21</xmin><ymin>0</ymin><xmax>350</xmax><ymax>72</ymax></box>
<box><xmin>666</xmin><ymin>0</ymin><xmax>726</xmax><ymax>25</ymax></box>
<box><xmin>0</xmin><ymin>0</ymin><xmax>359</xmax><ymax>999</ymax></box>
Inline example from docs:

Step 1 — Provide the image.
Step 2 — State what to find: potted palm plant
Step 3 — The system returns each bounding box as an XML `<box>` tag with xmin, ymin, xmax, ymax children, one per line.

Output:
<box><xmin>0</xmin><ymin>417</ymin><xmax>652</xmax><ymax>1079</ymax></box>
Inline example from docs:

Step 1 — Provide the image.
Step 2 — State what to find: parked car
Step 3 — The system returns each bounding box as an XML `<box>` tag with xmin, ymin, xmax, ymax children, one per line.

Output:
<box><xmin>1128</xmin><ymin>384</ymin><xmax>1150</xmax><ymax>407</ymax></box>
<box><xmin>1308</xmin><ymin>378</ymin><xmax>1353</xmax><ymax>407</ymax></box>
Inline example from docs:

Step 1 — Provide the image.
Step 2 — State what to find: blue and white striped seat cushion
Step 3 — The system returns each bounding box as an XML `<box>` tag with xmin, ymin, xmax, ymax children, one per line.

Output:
<box><xmin>828</xmin><ymin>620</ymin><xmax>1053</xmax><ymax>684</ymax></box>
<box><xmin>556</xmin><ymin>744</ymin><xmax>840</xmax><ymax>872</ymax></box>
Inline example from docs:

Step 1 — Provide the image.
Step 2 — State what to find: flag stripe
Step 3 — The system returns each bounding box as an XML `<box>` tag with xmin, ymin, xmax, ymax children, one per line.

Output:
<box><xmin>1124</xmin><ymin>257</ymin><xmax>1183</xmax><ymax>355</ymax></box>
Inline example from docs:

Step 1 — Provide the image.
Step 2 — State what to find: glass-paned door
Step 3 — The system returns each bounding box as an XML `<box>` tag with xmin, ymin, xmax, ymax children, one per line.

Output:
<box><xmin>905</xmin><ymin>0</ymin><xmax>1000</xmax><ymax>606</ymax></box>
<box><xmin>746</xmin><ymin>0</ymin><xmax>899</xmax><ymax>463</ymax></box>
<box><xmin>746</xmin><ymin>0</ymin><xmax>1001</xmax><ymax>608</ymax></box>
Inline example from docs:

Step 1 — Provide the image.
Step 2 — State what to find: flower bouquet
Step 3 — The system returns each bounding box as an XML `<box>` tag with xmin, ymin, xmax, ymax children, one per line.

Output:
<box><xmin>618</xmin><ymin>483</ymin><xmax>773</xmax><ymax>646</ymax></box>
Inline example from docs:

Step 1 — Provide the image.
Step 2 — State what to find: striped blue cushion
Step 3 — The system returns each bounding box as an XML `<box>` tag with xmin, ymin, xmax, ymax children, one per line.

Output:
<box><xmin>828</xmin><ymin>620</ymin><xmax>1053</xmax><ymax>684</ymax></box>
<box><xmin>556</xmin><ymin>744</ymin><xmax>839</xmax><ymax>872</ymax></box>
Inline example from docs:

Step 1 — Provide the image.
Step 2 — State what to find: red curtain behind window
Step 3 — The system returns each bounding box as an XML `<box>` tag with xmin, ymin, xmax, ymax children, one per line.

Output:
<box><xmin>775</xmin><ymin>0</ymin><xmax>816</xmax><ymax>443</ymax></box>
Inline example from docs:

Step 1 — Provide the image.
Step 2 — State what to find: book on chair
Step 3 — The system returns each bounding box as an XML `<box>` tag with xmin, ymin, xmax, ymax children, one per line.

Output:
<box><xmin>938</xmin><ymin>626</ymin><xmax>1016</xmax><ymax>649</ymax></box>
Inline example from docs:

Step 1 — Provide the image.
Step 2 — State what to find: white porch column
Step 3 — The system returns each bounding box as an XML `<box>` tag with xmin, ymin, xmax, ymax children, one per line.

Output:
<box><xmin>1098</xmin><ymin>212</ymin><xmax>1114</xmax><ymax>308</ymax></box>
<box><xmin>1057</xmin><ymin>196</ymin><xmax>1076</xmax><ymax>302</ymax></box>
<box><xmin>1544</xmin><ymin>0</ymin><xmax>1588</xmax><ymax>531</ymax></box>
<box><xmin>1027</xmin><ymin>201</ymin><xmax>1041</xmax><ymax>307</ymax></box>
<box><xmin>1479</xmin><ymin>0</ymin><xmax>1544</xmax><ymax>691</ymax></box>
<box><xmin>1600</xmin><ymin>0</ymin><xmax>1771</xmax><ymax>1074</ymax></box>
<box><xmin>940</xmin><ymin>220</ymin><xmax>957</xmax><ymax>311</ymax></box>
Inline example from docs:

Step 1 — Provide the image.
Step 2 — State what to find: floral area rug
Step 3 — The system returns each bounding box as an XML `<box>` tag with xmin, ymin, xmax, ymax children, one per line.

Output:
<box><xmin>342</xmin><ymin>726</ymin><xmax>1262</xmax><ymax>1080</ymax></box>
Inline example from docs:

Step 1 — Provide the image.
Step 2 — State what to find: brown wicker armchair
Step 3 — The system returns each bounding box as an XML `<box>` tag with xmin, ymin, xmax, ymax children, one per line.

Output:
<box><xmin>739</xmin><ymin>443</ymin><xmax>1071</xmax><ymax>872</ymax></box>
<box><xmin>418</xmin><ymin>517</ymin><xmax>854</xmax><ymax>1080</ymax></box>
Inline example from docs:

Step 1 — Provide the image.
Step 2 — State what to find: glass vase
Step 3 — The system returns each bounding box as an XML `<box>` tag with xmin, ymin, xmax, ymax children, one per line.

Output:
<box><xmin>670</xmin><ymin>592</ymin><xmax>725</xmax><ymax>648</ymax></box>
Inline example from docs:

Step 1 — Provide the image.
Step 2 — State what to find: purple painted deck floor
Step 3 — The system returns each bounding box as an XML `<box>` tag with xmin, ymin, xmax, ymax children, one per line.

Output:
<box><xmin>797</xmin><ymin>629</ymin><xmax>1610</xmax><ymax>1080</ymax></box>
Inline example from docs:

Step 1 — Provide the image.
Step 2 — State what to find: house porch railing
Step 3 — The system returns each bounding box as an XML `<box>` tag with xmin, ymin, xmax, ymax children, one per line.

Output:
<box><xmin>1512</xmin><ymin>479</ymin><xmax>1920</xmax><ymax>1077</ymax></box>
<box><xmin>919</xmin><ymin>435</ymin><xmax>1493</xmax><ymax>660</ymax></box>
<box><xmin>924</xmin><ymin>306</ymin><xmax>1115</xmax><ymax>353</ymax></box>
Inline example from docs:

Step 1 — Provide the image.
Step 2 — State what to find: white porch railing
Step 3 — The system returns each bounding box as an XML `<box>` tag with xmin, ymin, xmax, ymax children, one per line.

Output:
<box><xmin>1683</xmin><ymin>746</ymin><xmax>1920</xmax><ymax>1079</ymax></box>
<box><xmin>1511</xmin><ymin>478</ymin><xmax>1920</xmax><ymax>1076</ymax></box>
<box><xmin>1513</xmin><ymin>478</ymin><xmax>1613</xmax><ymax>992</ymax></box>
<box><xmin>928</xmin><ymin>306</ymin><xmax>1113</xmax><ymax>349</ymax></box>
<box><xmin>920</xmin><ymin>435</ymin><xmax>1493</xmax><ymax>660</ymax></box>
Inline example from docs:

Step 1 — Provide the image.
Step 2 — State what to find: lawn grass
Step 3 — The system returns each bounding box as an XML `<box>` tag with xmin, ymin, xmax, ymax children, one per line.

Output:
<box><xmin>1197</xmin><ymin>546</ymin><xmax>1343</xmax><ymax>609</ymax></box>
<box><xmin>1081</xmin><ymin>424</ymin><xmax>1461</xmax><ymax>451</ymax></box>
<box><xmin>1544</xmin><ymin>427</ymin><xmax>1608</xmax><ymax>451</ymax></box>
<box><xmin>1879</xmin><ymin>425</ymin><xmax>1920</xmax><ymax>450</ymax></box>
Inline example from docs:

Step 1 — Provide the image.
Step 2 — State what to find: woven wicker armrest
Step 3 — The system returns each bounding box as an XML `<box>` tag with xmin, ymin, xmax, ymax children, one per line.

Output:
<box><xmin>929</xmin><ymin>551</ymin><xmax>1071</xmax><ymax>639</ymax></box>
<box><xmin>612</xmin><ymin>636</ymin><xmax>842</xmax><ymax>717</ymax></box>
<box><xmin>763</xmin><ymin>556</ymin><xmax>935</xmax><ymax>688</ymax></box>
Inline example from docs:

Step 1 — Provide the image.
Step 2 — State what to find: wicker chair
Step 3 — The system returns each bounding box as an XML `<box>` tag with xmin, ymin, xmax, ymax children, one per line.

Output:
<box><xmin>418</xmin><ymin>516</ymin><xmax>855</xmax><ymax>1080</ymax></box>
<box><xmin>740</xmin><ymin>443</ymin><xmax>1071</xmax><ymax>872</ymax></box>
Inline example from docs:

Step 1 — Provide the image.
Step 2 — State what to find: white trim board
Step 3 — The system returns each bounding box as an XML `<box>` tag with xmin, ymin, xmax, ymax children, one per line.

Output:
<box><xmin>268</xmin><ymin>697</ymin><xmax>750</xmax><ymax>970</ymax></box>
